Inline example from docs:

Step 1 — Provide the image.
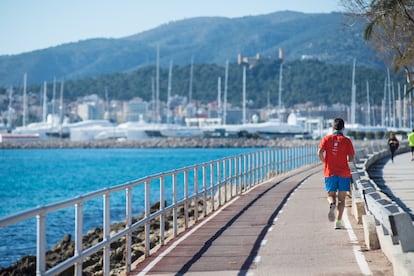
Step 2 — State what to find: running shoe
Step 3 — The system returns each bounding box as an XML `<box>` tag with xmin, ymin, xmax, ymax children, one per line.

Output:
<box><xmin>334</xmin><ymin>220</ymin><xmax>343</xmax><ymax>229</ymax></box>
<box><xmin>328</xmin><ymin>202</ymin><xmax>336</xmax><ymax>222</ymax></box>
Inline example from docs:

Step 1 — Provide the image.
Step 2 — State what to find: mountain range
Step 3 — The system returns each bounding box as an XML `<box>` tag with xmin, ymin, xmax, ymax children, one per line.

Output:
<box><xmin>0</xmin><ymin>11</ymin><xmax>385</xmax><ymax>87</ymax></box>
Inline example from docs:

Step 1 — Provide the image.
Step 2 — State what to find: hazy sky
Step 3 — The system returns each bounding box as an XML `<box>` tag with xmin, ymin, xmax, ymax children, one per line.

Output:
<box><xmin>0</xmin><ymin>0</ymin><xmax>342</xmax><ymax>55</ymax></box>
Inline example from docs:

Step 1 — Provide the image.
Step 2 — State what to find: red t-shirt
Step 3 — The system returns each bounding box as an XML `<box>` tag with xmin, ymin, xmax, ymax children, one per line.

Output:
<box><xmin>319</xmin><ymin>133</ymin><xmax>355</xmax><ymax>178</ymax></box>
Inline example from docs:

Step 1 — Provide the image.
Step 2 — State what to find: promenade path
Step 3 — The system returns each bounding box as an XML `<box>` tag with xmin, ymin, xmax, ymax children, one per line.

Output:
<box><xmin>368</xmin><ymin>151</ymin><xmax>414</xmax><ymax>220</ymax></box>
<box><xmin>131</xmin><ymin>162</ymin><xmax>394</xmax><ymax>276</ymax></box>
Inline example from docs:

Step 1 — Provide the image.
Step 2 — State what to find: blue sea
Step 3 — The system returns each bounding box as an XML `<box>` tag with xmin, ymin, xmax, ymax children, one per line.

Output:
<box><xmin>0</xmin><ymin>147</ymin><xmax>258</xmax><ymax>268</ymax></box>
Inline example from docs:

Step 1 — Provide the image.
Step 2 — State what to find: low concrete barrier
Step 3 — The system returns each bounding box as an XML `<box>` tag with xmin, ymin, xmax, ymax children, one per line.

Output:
<box><xmin>350</xmin><ymin>143</ymin><xmax>414</xmax><ymax>276</ymax></box>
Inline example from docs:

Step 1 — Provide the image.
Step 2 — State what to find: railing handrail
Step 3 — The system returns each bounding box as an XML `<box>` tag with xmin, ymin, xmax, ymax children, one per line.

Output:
<box><xmin>0</xmin><ymin>144</ymin><xmax>320</xmax><ymax>275</ymax></box>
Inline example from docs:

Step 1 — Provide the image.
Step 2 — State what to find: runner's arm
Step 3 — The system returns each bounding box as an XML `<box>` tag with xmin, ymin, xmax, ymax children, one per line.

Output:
<box><xmin>317</xmin><ymin>148</ymin><xmax>325</xmax><ymax>162</ymax></box>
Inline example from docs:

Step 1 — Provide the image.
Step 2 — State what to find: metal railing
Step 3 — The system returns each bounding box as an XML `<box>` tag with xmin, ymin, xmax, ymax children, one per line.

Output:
<box><xmin>0</xmin><ymin>145</ymin><xmax>319</xmax><ymax>276</ymax></box>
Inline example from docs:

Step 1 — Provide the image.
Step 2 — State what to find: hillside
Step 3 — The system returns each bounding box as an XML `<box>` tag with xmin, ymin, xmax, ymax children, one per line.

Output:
<box><xmin>0</xmin><ymin>59</ymin><xmax>405</xmax><ymax>116</ymax></box>
<box><xmin>0</xmin><ymin>11</ymin><xmax>384</xmax><ymax>87</ymax></box>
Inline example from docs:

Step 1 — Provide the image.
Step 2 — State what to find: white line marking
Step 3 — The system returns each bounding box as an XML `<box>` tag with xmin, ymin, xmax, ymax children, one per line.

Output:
<box><xmin>261</xmin><ymin>240</ymin><xmax>267</xmax><ymax>246</ymax></box>
<box><xmin>135</xmin><ymin>196</ymin><xmax>241</xmax><ymax>276</ymax></box>
<box><xmin>343</xmin><ymin>208</ymin><xmax>373</xmax><ymax>275</ymax></box>
<box><xmin>253</xmin><ymin>255</ymin><xmax>261</xmax><ymax>264</ymax></box>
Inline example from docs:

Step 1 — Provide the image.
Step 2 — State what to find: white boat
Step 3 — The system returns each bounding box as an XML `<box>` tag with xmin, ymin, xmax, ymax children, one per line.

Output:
<box><xmin>159</xmin><ymin>125</ymin><xmax>203</xmax><ymax>138</ymax></box>
<box><xmin>68</xmin><ymin>120</ymin><xmax>117</xmax><ymax>141</ymax></box>
<box><xmin>202</xmin><ymin>112</ymin><xmax>305</xmax><ymax>138</ymax></box>
<box><xmin>12</xmin><ymin>114</ymin><xmax>67</xmax><ymax>140</ymax></box>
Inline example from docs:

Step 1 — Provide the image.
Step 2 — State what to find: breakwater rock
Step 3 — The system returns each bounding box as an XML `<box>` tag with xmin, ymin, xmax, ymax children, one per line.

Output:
<box><xmin>0</xmin><ymin>137</ymin><xmax>318</xmax><ymax>150</ymax></box>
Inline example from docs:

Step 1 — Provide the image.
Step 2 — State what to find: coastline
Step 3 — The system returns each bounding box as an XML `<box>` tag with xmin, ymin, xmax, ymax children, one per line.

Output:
<box><xmin>0</xmin><ymin>137</ymin><xmax>318</xmax><ymax>149</ymax></box>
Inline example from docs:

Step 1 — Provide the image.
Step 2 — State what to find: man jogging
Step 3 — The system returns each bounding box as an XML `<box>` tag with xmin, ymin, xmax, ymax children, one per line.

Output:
<box><xmin>317</xmin><ymin>118</ymin><xmax>355</xmax><ymax>229</ymax></box>
<box><xmin>408</xmin><ymin>129</ymin><xmax>414</xmax><ymax>161</ymax></box>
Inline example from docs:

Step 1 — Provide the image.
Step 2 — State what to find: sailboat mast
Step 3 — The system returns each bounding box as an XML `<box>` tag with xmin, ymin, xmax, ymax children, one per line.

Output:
<box><xmin>151</xmin><ymin>77</ymin><xmax>155</xmax><ymax>123</ymax></box>
<box><xmin>398</xmin><ymin>83</ymin><xmax>402</xmax><ymax>128</ymax></box>
<box><xmin>104</xmin><ymin>87</ymin><xmax>109</xmax><ymax>120</ymax></box>
<box><xmin>410</xmin><ymin>90</ymin><xmax>413</xmax><ymax>129</ymax></box>
<box><xmin>23</xmin><ymin>73</ymin><xmax>27</xmax><ymax>127</ymax></box>
<box><xmin>7</xmin><ymin>87</ymin><xmax>13</xmax><ymax>131</ymax></box>
<box><xmin>382</xmin><ymin>77</ymin><xmax>386</xmax><ymax>126</ymax></box>
<box><xmin>52</xmin><ymin>77</ymin><xmax>56</xmax><ymax>121</ymax></box>
<box><xmin>350</xmin><ymin>59</ymin><xmax>356</xmax><ymax>125</ymax></box>
<box><xmin>42</xmin><ymin>81</ymin><xmax>47</xmax><ymax>123</ymax></box>
<box><xmin>278</xmin><ymin>62</ymin><xmax>283</xmax><ymax>112</ymax></box>
<box><xmin>389</xmin><ymin>82</ymin><xmax>397</xmax><ymax>127</ymax></box>
<box><xmin>217</xmin><ymin>77</ymin><xmax>221</xmax><ymax>119</ymax></box>
<box><xmin>167</xmin><ymin>60</ymin><xmax>173</xmax><ymax>124</ymax></box>
<box><xmin>403</xmin><ymin>84</ymin><xmax>407</xmax><ymax>128</ymax></box>
<box><xmin>366</xmin><ymin>80</ymin><xmax>370</xmax><ymax>127</ymax></box>
<box><xmin>156</xmin><ymin>44</ymin><xmax>160</xmax><ymax>123</ymax></box>
<box><xmin>189</xmin><ymin>56</ymin><xmax>194</xmax><ymax>104</ymax></box>
<box><xmin>242</xmin><ymin>65</ymin><xmax>246</xmax><ymax>124</ymax></box>
<box><xmin>223</xmin><ymin>60</ymin><xmax>229</xmax><ymax>125</ymax></box>
<box><xmin>59</xmin><ymin>79</ymin><xmax>64</xmax><ymax>125</ymax></box>
<box><xmin>387</xmin><ymin>69</ymin><xmax>391</xmax><ymax>126</ymax></box>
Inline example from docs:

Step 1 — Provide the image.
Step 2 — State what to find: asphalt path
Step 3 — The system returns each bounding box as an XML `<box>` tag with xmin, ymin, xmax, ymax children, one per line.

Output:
<box><xmin>368</xmin><ymin>151</ymin><xmax>414</xmax><ymax>219</ymax></box>
<box><xmin>131</xmin><ymin>164</ymin><xmax>393</xmax><ymax>276</ymax></box>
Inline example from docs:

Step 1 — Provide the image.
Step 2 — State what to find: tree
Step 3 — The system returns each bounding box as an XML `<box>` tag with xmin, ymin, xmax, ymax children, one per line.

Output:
<box><xmin>343</xmin><ymin>0</ymin><xmax>414</xmax><ymax>94</ymax></box>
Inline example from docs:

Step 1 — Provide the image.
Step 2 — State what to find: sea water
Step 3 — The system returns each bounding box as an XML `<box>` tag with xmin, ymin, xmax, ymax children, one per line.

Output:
<box><xmin>0</xmin><ymin>147</ymin><xmax>258</xmax><ymax>268</ymax></box>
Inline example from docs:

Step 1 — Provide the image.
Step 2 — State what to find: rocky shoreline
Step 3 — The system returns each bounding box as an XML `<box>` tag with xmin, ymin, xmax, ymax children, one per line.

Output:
<box><xmin>0</xmin><ymin>137</ymin><xmax>318</xmax><ymax>150</ymax></box>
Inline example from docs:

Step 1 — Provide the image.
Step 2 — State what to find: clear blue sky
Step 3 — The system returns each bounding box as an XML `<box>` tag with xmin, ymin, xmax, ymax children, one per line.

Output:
<box><xmin>0</xmin><ymin>0</ymin><xmax>342</xmax><ymax>55</ymax></box>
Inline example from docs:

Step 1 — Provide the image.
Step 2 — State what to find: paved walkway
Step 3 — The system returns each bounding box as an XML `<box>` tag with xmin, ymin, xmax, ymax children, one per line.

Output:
<box><xmin>368</xmin><ymin>151</ymin><xmax>414</xmax><ymax>219</ymax></box>
<box><xmin>131</xmin><ymin>163</ymin><xmax>393</xmax><ymax>276</ymax></box>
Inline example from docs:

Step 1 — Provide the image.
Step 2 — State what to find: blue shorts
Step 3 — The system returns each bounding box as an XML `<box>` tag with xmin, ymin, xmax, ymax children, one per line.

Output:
<box><xmin>325</xmin><ymin>176</ymin><xmax>351</xmax><ymax>192</ymax></box>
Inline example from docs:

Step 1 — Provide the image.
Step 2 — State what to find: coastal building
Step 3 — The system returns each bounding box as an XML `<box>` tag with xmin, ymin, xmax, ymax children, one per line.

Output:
<box><xmin>123</xmin><ymin>98</ymin><xmax>148</xmax><ymax>122</ymax></box>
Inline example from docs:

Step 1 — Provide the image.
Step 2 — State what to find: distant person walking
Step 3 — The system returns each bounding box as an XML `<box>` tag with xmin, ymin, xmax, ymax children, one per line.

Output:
<box><xmin>317</xmin><ymin>118</ymin><xmax>355</xmax><ymax>229</ymax></box>
<box><xmin>387</xmin><ymin>132</ymin><xmax>399</xmax><ymax>162</ymax></box>
<box><xmin>408</xmin><ymin>129</ymin><xmax>414</xmax><ymax>161</ymax></box>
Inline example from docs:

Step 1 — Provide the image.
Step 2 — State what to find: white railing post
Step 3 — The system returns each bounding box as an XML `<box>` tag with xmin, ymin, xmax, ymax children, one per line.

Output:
<box><xmin>210</xmin><ymin>163</ymin><xmax>215</xmax><ymax>211</ymax></box>
<box><xmin>217</xmin><ymin>161</ymin><xmax>221</xmax><ymax>207</ymax></box>
<box><xmin>74</xmin><ymin>202</ymin><xmax>83</xmax><ymax>275</ymax></box>
<box><xmin>223</xmin><ymin>159</ymin><xmax>227</xmax><ymax>203</ymax></box>
<box><xmin>237</xmin><ymin>155</ymin><xmax>241</xmax><ymax>194</ymax></box>
<box><xmin>247</xmin><ymin>153</ymin><xmax>251</xmax><ymax>188</ymax></box>
<box><xmin>36</xmin><ymin>212</ymin><xmax>46</xmax><ymax>276</ymax></box>
<box><xmin>252</xmin><ymin>152</ymin><xmax>255</xmax><ymax>185</ymax></box>
<box><xmin>159</xmin><ymin>177</ymin><xmax>165</xmax><ymax>245</ymax></box>
<box><xmin>184</xmin><ymin>170</ymin><xmax>189</xmax><ymax>229</ymax></box>
<box><xmin>244</xmin><ymin>154</ymin><xmax>248</xmax><ymax>188</ymax></box>
<box><xmin>194</xmin><ymin>168</ymin><xmax>199</xmax><ymax>222</ymax></box>
<box><xmin>202</xmin><ymin>165</ymin><xmax>207</xmax><ymax>216</ymax></box>
<box><xmin>172</xmin><ymin>173</ymin><xmax>178</xmax><ymax>237</ymax></box>
<box><xmin>229</xmin><ymin>157</ymin><xmax>237</xmax><ymax>198</ymax></box>
<box><xmin>296</xmin><ymin>147</ymin><xmax>300</xmax><ymax>168</ymax></box>
<box><xmin>144</xmin><ymin>180</ymin><xmax>150</xmax><ymax>256</ymax></box>
<box><xmin>125</xmin><ymin>187</ymin><xmax>132</xmax><ymax>273</ymax></box>
<box><xmin>103</xmin><ymin>193</ymin><xmax>110</xmax><ymax>276</ymax></box>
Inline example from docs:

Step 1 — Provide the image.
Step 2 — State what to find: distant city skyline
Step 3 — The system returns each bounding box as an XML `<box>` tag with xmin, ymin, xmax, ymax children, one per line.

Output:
<box><xmin>0</xmin><ymin>0</ymin><xmax>342</xmax><ymax>55</ymax></box>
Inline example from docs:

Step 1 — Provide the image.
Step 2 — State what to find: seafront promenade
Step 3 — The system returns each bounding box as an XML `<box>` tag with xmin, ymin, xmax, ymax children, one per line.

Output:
<box><xmin>1</xmin><ymin>140</ymin><xmax>412</xmax><ymax>275</ymax></box>
<box><xmin>131</xmin><ymin>151</ymin><xmax>414</xmax><ymax>275</ymax></box>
